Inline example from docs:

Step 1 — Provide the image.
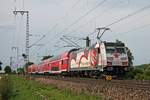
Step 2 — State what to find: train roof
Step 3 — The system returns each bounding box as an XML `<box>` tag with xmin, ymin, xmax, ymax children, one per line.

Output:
<box><xmin>41</xmin><ymin>48</ymin><xmax>79</xmax><ymax>62</ymax></box>
<box><xmin>104</xmin><ymin>41</ymin><xmax>125</xmax><ymax>47</ymax></box>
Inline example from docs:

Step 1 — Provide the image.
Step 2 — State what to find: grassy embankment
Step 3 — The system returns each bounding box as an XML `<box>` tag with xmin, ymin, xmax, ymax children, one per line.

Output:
<box><xmin>0</xmin><ymin>75</ymin><xmax>101</xmax><ymax>100</ymax></box>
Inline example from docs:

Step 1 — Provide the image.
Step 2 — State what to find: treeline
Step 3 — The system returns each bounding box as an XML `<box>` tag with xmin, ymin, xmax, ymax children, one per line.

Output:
<box><xmin>125</xmin><ymin>64</ymin><xmax>150</xmax><ymax>80</ymax></box>
<box><xmin>0</xmin><ymin>61</ymin><xmax>34</xmax><ymax>74</ymax></box>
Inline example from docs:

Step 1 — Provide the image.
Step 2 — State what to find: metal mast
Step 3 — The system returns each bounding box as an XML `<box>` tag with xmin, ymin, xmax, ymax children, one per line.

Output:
<box><xmin>13</xmin><ymin>11</ymin><xmax>29</xmax><ymax>63</ymax></box>
<box><xmin>26</xmin><ymin>11</ymin><xmax>29</xmax><ymax>63</ymax></box>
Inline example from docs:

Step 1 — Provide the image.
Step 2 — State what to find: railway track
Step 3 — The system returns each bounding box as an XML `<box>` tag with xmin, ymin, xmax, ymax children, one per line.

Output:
<box><xmin>28</xmin><ymin>75</ymin><xmax>150</xmax><ymax>91</ymax></box>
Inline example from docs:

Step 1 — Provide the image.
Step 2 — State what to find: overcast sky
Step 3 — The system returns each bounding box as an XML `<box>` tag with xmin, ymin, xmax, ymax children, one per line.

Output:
<box><xmin>0</xmin><ymin>0</ymin><xmax>150</xmax><ymax>69</ymax></box>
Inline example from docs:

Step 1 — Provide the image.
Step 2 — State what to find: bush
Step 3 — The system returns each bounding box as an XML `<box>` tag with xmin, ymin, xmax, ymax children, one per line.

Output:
<box><xmin>134</xmin><ymin>73</ymin><xmax>144</xmax><ymax>80</ymax></box>
<box><xmin>125</xmin><ymin>68</ymin><xmax>135</xmax><ymax>79</ymax></box>
<box><xmin>126</xmin><ymin>64</ymin><xmax>150</xmax><ymax>80</ymax></box>
<box><xmin>143</xmin><ymin>65</ymin><xmax>150</xmax><ymax>80</ymax></box>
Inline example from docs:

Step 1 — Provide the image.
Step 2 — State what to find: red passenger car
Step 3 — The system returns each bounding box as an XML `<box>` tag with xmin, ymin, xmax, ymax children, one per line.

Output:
<box><xmin>28</xmin><ymin>51</ymin><xmax>70</xmax><ymax>74</ymax></box>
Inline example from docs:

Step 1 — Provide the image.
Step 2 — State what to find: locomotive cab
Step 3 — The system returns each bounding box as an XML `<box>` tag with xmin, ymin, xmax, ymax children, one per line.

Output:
<box><xmin>103</xmin><ymin>40</ymin><xmax>129</xmax><ymax>76</ymax></box>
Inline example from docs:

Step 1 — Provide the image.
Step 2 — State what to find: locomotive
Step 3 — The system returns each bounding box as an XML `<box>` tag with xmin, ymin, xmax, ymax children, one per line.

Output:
<box><xmin>27</xmin><ymin>39</ymin><xmax>131</xmax><ymax>78</ymax></box>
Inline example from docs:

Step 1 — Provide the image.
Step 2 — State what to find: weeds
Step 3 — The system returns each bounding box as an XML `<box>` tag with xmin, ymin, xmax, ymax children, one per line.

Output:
<box><xmin>0</xmin><ymin>75</ymin><xmax>13</xmax><ymax>100</ymax></box>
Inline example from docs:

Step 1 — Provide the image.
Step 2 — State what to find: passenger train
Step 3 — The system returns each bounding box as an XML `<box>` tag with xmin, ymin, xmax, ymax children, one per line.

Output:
<box><xmin>27</xmin><ymin>39</ymin><xmax>132</xmax><ymax>78</ymax></box>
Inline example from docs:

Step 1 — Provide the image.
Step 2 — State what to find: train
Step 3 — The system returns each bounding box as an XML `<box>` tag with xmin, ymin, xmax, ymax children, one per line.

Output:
<box><xmin>27</xmin><ymin>39</ymin><xmax>133</xmax><ymax>79</ymax></box>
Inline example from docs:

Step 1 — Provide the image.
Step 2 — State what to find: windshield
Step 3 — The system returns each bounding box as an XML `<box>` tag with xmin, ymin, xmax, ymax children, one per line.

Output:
<box><xmin>106</xmin><ymin>48</ymin><xmax>115</xmax><ymax>54</ymax></box>
<box><xmin>106</xmin><ymin>47</ymin><xmax>126</xmax><ymax>54</ymax></box>
<box><xmin>116</xmin><ymin>48</ymin><xmax>126</xmax><ymax>54</ymax></box>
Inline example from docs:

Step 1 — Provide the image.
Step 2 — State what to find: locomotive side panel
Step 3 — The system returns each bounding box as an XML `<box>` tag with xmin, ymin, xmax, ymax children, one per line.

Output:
<box><xmin>69</xmin><ymin>48</ymin><xmax>98</xmax><ymax>70</ymax></box>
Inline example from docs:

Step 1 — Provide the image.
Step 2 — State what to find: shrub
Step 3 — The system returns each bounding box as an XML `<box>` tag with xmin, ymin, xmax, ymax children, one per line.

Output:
<box><xmin>126</xmin><ymin>64</ymin><xmax>150</xmax><ymax>80</ymax></box>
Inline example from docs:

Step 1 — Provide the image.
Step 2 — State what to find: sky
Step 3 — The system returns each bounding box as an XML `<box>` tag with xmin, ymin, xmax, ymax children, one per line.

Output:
<box><xmin>0</xmin><ymin>0</ymin><xmax>150</xmax><ymax>69</ymax></box>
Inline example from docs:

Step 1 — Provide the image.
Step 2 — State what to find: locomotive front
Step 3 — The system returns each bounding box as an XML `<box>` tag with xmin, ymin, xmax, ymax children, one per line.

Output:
<box><xmin>104</xmin><ymin>40</ymin><xmax>129</xmax><ymax>76</ymax></box>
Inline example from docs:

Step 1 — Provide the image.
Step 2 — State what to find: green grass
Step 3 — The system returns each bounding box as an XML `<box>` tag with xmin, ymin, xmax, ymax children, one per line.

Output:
<box><xmin>0</xmin><ymin>75</ymin><xmax>13</xmax><ymax>100</ymax></box>
<box><xmin>9</xmin><ymin>75</ymin><xmax>101</xmax><ymax>100</ymax></box>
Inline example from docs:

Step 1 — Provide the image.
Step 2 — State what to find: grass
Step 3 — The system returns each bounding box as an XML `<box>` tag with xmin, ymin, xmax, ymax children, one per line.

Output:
<box><xmin>7</xmin><ymin>75</ymin><xmax>101</xmax><ymax>100</ymax></box>
<box><xmin>0</xmin><ymin>74</ymin><xmax>13</xmax><ymax>100</ymax></box>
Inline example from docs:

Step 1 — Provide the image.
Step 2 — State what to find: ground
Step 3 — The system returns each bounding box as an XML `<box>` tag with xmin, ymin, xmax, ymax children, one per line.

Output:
<box><xmin>0</xmin><ymin>74</ymin><xmax>101</xmax><ymax>100</ymax></box>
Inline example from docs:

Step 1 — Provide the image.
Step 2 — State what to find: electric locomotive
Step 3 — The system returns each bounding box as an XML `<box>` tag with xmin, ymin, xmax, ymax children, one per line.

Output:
<box><xmin>68</xmin><ymin>40</ymin><xmax>129</xmax><ymax>78</ymax></box>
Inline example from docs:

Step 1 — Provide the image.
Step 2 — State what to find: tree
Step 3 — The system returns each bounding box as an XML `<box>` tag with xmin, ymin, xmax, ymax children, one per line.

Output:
<box><xmin>4</xmin><ymin>66</ymin><xmax>12</xmax><ymax>74</ymax></box>
<box><xmin>126</xmin><ymin>47</ymin><xmax>134</xmax><ymax>66</ymax></box>
<box><xmin>17</xmin><ymin>68</ymin><xmax>24</xmax><ymax>74</ymax></box>
<box><xmin>0</xmin><ymin>61</ymin><xmax>2</xmax><ymax>70</ymax></box>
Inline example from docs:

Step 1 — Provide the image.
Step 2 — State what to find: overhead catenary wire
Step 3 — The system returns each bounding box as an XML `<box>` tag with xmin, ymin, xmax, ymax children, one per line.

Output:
<box><xmin>41</xmin><ymin>0</ymin><xmax>107</xmax><ymax>53</ymax></box>
<box><xmin>59</xmin><ymin>0</ymin><xmax>107</xmax><ymax>34</ymax></box>
<box><xmin>60</xmin><ymin>38</ymin><xmax>79</xmax><ymax>48</ymax></box>
<box><xmin>66</xmin><ymin>0</ymin><xmax>124</xmax><ymax>37</ymax></box>
<box><xmin>88</xmin><ymin>3</ymin><xmax>150</xmax><ymax>37</ymax></box>
<box><xmin>54</xmin><ymin>0</ymin><xmax>81</xmax><ymax>23</ymax></box>
<box><xmin>40</xmin><ymin>24</ymin><xmax>58</xmax><ymax>43</ymax></box>
<box><xmin>30</xmin><ymin>0</ymin><xmax>80</xmax><ymax>52</ymax></box>
<box><xmin>105</xmin><ymin>4</ymin><xmax>150</xmax><ymax>27</ymax></box>
<box><xmin>32</xmin><ymin>0</ymin><xmax>82</xmax><ymax>50</ymax></box>
<box><xmin>62</xmin><ymin>35</ymin><xmax>81</xmax><ymax>48</ymax></box>
<box><xmin>28</xmin><ymin>35</ymin><xmax>45</xmax><ymax>48</ymax></box>
<box><xmin>106</xmin><ymin>23</ymin><xmax>150</xmax><ymax>39</ymax></box>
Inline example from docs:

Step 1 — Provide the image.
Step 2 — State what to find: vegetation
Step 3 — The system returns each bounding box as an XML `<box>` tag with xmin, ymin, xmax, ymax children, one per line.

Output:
<box><xmin>0</xmin><ymin>61</ymin><xmax>2</xmax><ymax>70</ymax></box>
<box><xmin>0</xmin><ymin>75</ymin><xmax>13</xmax><ymax>100</ymax></box>
<box><xmin>4</xmin><ymin>66</ymin><xmax>12</xmax><ymax>74</ymax></box>
<box><xmin>17</xmin><ymin>68</ymin><xmax>24</xmax><ymax>74</ymax></box>
<box><xmin>125</xmin><ymin>64</ymin><xmax>150</xmax><ymax>80</ymax></box>
<box><xmin>0</xmin><ymin>75</ymin><xmax>101</xmax><ymax>100</ymax></box>
<box><xmin>126</xmin><ymin>47</ymin><xmax>134</xmax><ymax>67</ymax></box>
